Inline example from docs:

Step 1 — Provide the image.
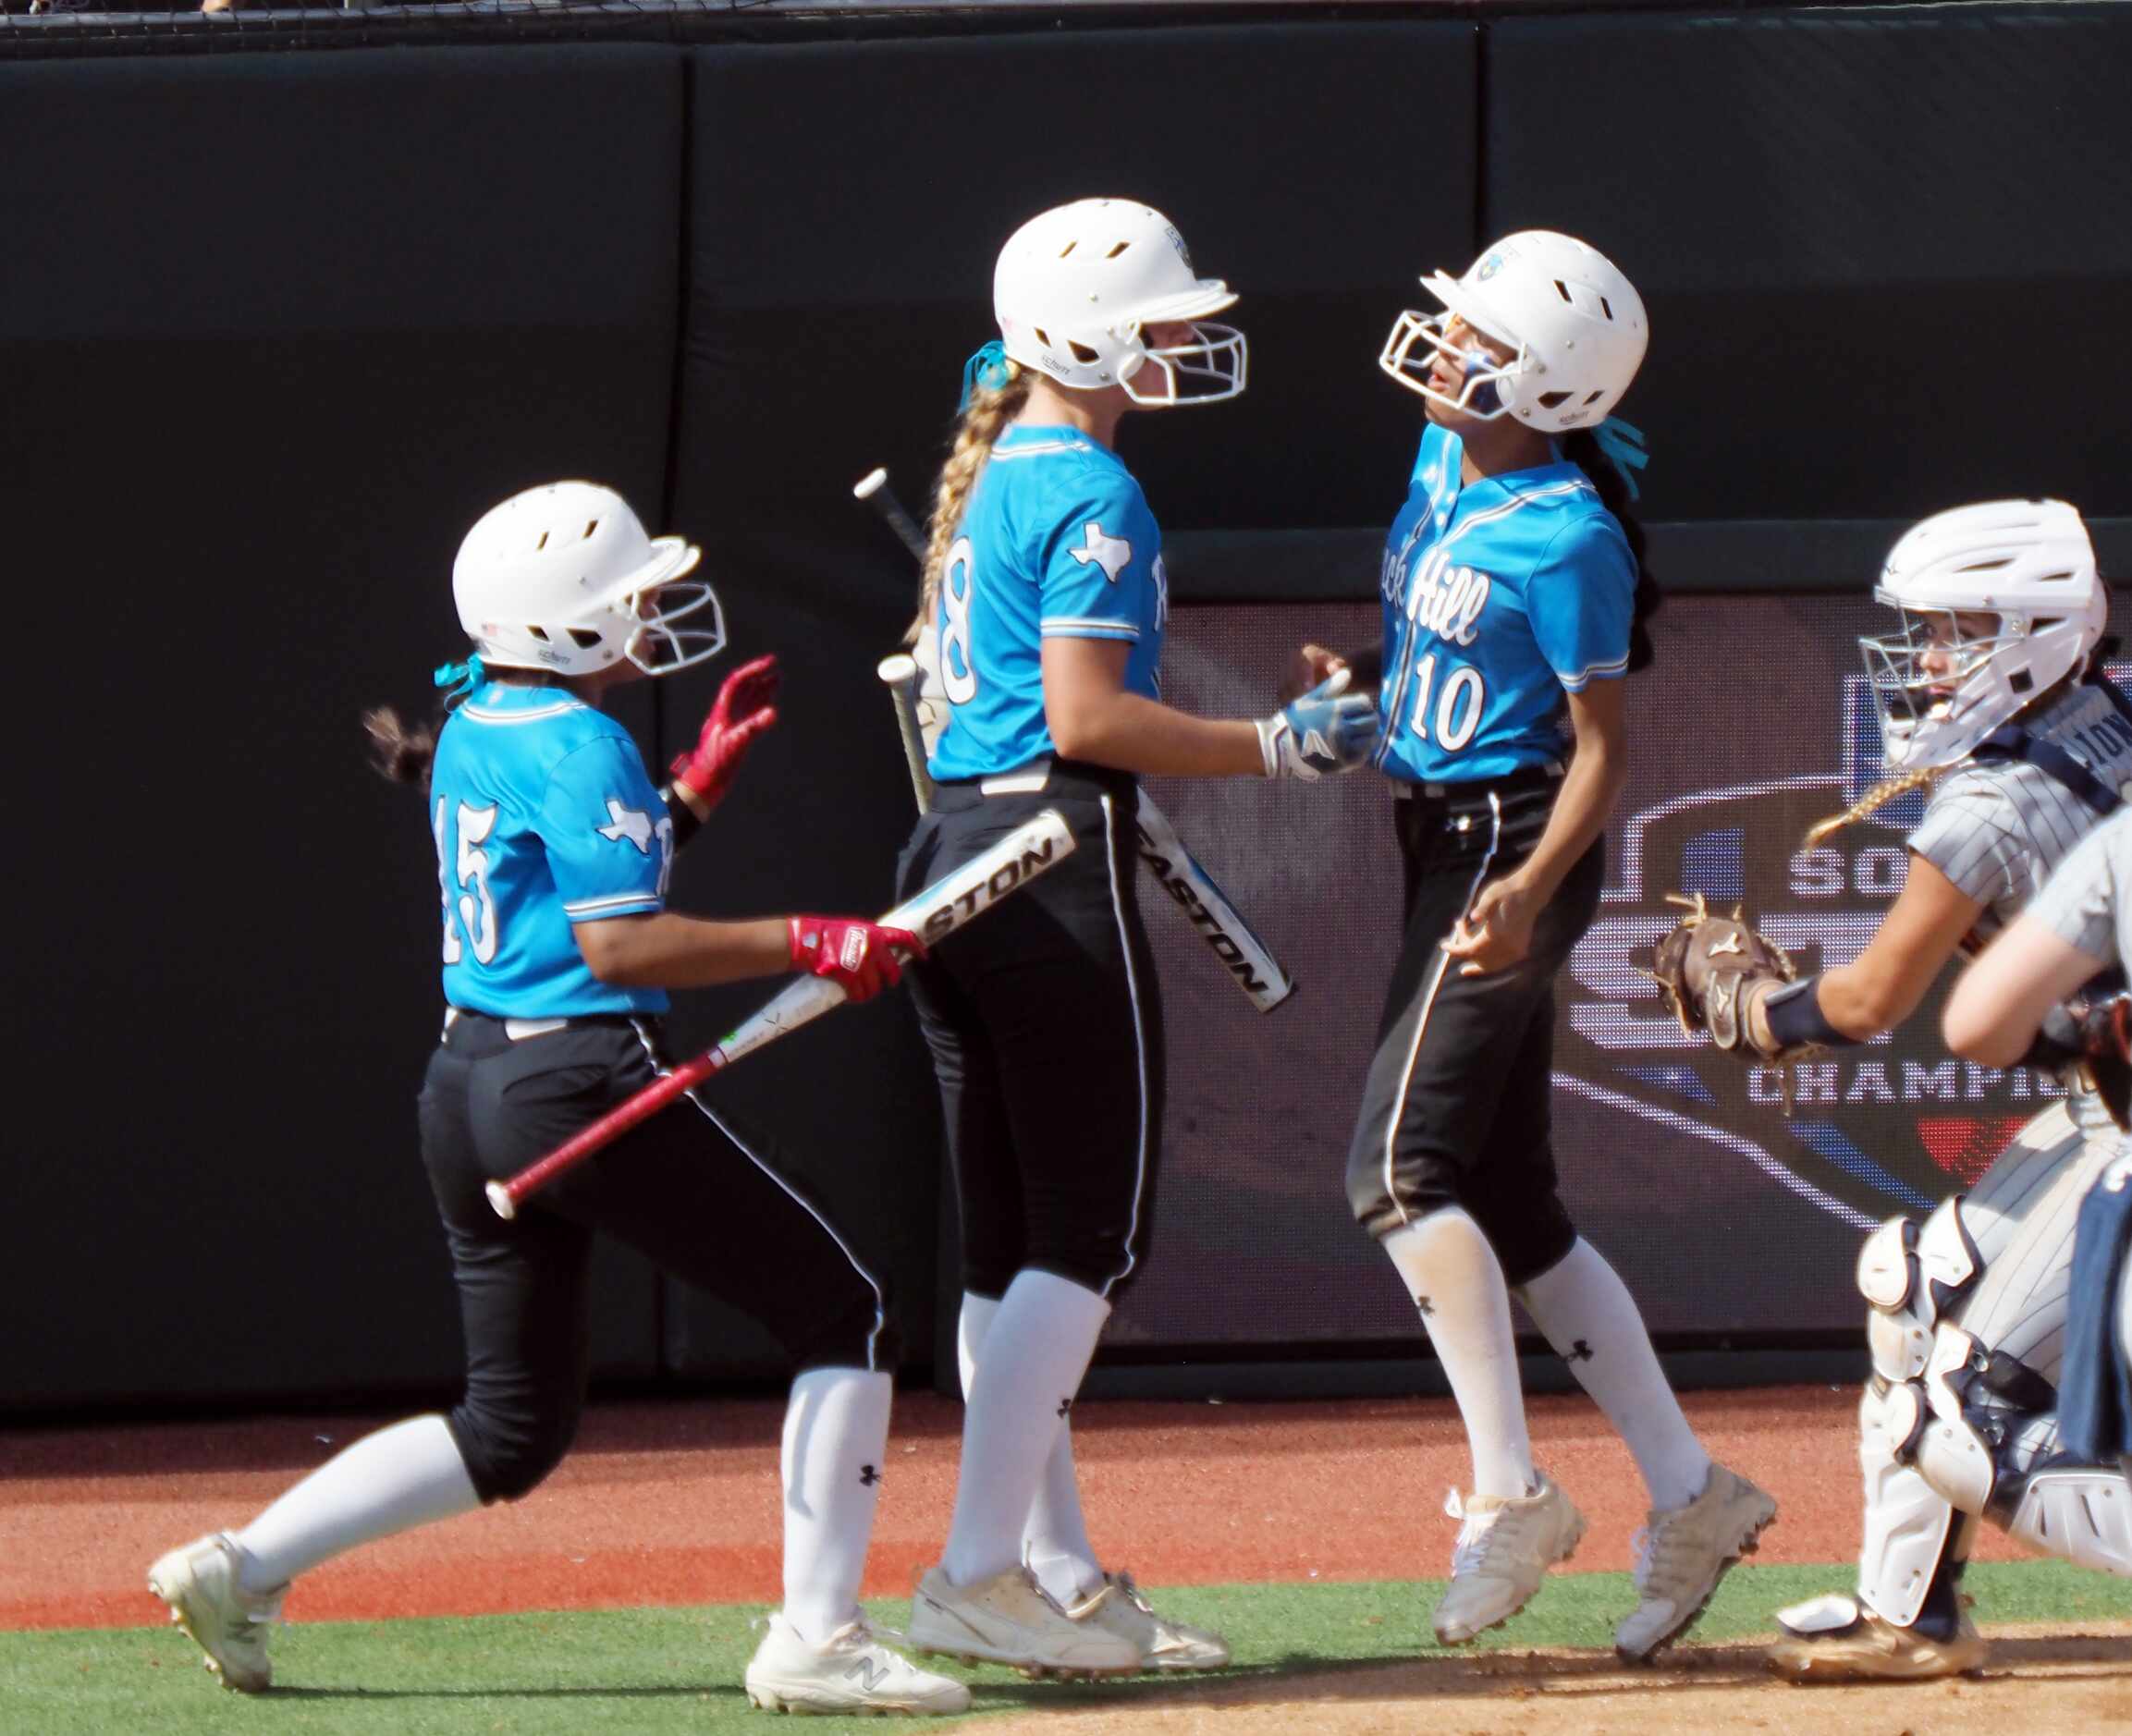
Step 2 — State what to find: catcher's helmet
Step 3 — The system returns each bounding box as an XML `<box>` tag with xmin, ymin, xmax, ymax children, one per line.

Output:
<box><xmin>452</xmin><ymin>482</ymin><xmax>723</xmax><ymax>679</ymax></box>
<box><xmin>993</xmin><ymin>198</ymin><xmax>1245</xmax><ymax>407</ymax></box>
<box><xmin>1862</xmin><ymin>498</ymin><xmax>2105</xmax><ymax>772</ymax></box>
<box><xmin>1379</xmin><ymin>230</ymin><xmax>1648</xmax><ymax>433</ymax></box>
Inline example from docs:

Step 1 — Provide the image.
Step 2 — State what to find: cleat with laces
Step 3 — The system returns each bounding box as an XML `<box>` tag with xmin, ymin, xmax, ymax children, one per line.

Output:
<box><xmin>1065</xmin><ymin>1571</ymin><xmax>1231</xmax><ymax>1672</ymax></box>
<box><xmin>1765</xmin><ymin>1592</ymin><xmax>1987</xmax><ymax>1683</ymax></box>
<box><xmin>908</xmin><ymin>1563</ymin><xmax>1140</xmax><ymax>1677</ymax></box>
<box><xmin>743</xmin><ymin>1611</ymin><xmax>971</xmax><ymax>1716</ymax></box>
<box><xmin>1429</xmin><ymin>1472</ymin><xmax>1587</xmax><ymax>1645</ymax></box>
<box><xmin>146</xmin><ymin>1533</ymin><xmax>285</xmax><ymax>1693</ymax></box>
<box><xmin>1615</xmin><ymin>1464</ymin><xmax>1779</xmax><ymax>1661</ymax></box>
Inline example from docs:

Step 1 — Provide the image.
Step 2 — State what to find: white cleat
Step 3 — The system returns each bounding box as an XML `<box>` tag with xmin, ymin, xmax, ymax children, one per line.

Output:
<box><xmin>1429</xmin><ymin>1473</ymin><xmax>1587</xmax><ymax>1645</ymax></box>
<box><xmin>743</xmin><ymin>1612</ymin><xmax>971</xmax><ymax>1717</ymax></box>
<box><xmin>908</xmin><ymin>1563</ymin><xmax>1140</xmax><ymax>1677</ymax></box>
<box><xmin>1065</xmin><ymin>1571</ymin><xmax>1231</xmax><ymax>1673</ymax></box>
<box><xmin>145</xmin><ymin>1532</ymin><xmax>285</xmax><ymax>1693</ymax></box>
<box><xmin>1616</xmin><ymin>1463</ymin><xmax>1779</xmax><ymax>1661</ymax></box>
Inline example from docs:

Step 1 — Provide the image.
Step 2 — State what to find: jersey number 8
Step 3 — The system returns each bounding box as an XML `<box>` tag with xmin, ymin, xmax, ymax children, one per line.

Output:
<box><xmin>940</xmin><ymin>535</ymin><xmax>979</xmax><ymax>706</ymax></box>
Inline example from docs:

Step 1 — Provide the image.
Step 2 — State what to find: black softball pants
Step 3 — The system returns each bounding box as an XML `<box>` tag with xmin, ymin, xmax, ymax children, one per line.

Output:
<box><xmin>896</xmin><ymin>764</ymin><xmax>1164</xmax><ymax>1302</ymax></box>
<box><xmin>417</xmin><ymin>1011</ymin><xmax>894</xmax><ymax>1504</ymax></box>
<box><xmin>1344</xmin><ymin>774</ymin><xmax>1603</xmax><ymax>1286</ymax></box>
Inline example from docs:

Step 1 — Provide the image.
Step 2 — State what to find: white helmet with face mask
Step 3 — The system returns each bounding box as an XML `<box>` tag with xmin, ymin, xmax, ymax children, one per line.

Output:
<box><xmin>992</xmin><ymin>198</ymin><xmax>1246</xmax><ymax>407</ymax></box>
<box><xmin>1862</xmin><ymin>498</ymin><xmax>2106</xmax><ymax>772</ymax></box>
<box><xmin>1379</xmin><ymin>229</ymin><xmax>1648</xmax><ymax>432</ymax></box>
<box><xmin>452</xmin><ymin>482</ymin><xmax>724</xmax><ymax>679</ymax></box>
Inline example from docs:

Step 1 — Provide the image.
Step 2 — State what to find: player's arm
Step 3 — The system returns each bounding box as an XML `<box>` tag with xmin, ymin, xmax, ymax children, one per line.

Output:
<box><xmin>574</xmin><ymin>913</ymin><xmax>915</xmax><ymax>1002</ymax></box>
<box><xmin>1942</xmin><ymin>912</ymin><xmax>2113</xmax><ymax>1067</ymax></box>
<box><xmin>1044</xmin><ymin>637</ymin><xmax>1263</xmax><ymax>776</ymax></box>
<box><xmin>1044</xmin><ymin>638</ymin><xmax>1378</xmax><ymax>780</ymax></box>
<box><xmin>1745</xmin><ymin>853</ymin><xmax>1985</xmax><ymax>1049</ymax></box>
<box><xmin>1443</xmin><ymin>679</ymin><xmax>1627</xmax><ymax>976</ymax></box>
<box><xmin>574</xmin><ymin>913</ymin><xmax>790</xmax><ymax>987</ymax></box>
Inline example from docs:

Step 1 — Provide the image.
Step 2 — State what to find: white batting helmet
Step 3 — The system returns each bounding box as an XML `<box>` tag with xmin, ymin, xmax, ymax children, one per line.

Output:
<box><xmin>1379</xmin><ymin>230</ymin><xmax>1648</xmax><ymax>432</ymax></box>
<box><xmin>1862</xmin><ymin>498</ymin><xmax>2106</xmax><ymax>771</ymax></box>
<box><xmin>993</xmin><ymin>198</ymin><xmax>1246</xmax><ymax>407</ymax></box>
<box><xmin>452</xmin><ymin>482</ymin><xmax>723</xmax><ymax>679</ymax></box>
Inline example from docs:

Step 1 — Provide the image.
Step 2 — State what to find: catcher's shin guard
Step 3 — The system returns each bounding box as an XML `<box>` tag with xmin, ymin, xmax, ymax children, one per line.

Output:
<box><xmin>1855</xmin><ymin>1380</ymin><xmax>1960</xmax><ymax>1626</ymax></box>
<box><xmin>1850</xmin><ymin>1195</ymin><xmax>1985</xmax><ymax>1626</ymax></box>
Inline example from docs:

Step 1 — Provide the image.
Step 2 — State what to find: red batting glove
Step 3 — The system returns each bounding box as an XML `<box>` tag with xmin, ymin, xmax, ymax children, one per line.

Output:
<box><xmin>787</xmin><ymin>916</ymin><xmax>923</xmax><ymax>1005</ymax></box>
<box><xmin>670</xmin><ymin>654</ymin><xmax>780</xmax><ymax>812</ymax></box>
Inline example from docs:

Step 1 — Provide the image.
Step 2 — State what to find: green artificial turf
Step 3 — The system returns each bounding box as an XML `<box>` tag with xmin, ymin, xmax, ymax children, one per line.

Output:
<box><xmin>4</xmin><ymin>1563</ymin><xmax>2125</xmax><ymax>1734</ymax></box>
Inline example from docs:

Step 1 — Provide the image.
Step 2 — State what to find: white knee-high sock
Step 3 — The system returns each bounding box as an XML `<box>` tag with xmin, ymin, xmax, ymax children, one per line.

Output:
<box><xmin>957</xmin><ymin>1289</ymin><xmax>1100</xmax><ymax>1604</ymax></box>
<box><xmin>233</xmin><ymin>1413</ymin><xmax>481</xmax><ymax>1594</ymax></box>
<box><xmin>940</xmin><ymin>1269</ymin><xmax>1110</xmax><ymax>1589</ymax></box>
<box><xmin>1514</xmin><ymin>1238</ymin><xmax>1711</xmax><ymax>1512</ymax></box>
<box><xmin>1381</xmin><ymin>1208</ymin><xmax>1534</xmax><ymax>1499</ymax></box>
<box><xmin>778</xmin><ymin>1366</ymin><xmax>895</xmax><ymax>1644</ymax></box>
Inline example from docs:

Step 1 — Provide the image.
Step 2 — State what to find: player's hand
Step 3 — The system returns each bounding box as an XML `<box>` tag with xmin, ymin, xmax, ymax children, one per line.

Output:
<box><xmin>1442</xmin><ymin>875</ymin><xmax>1538</xmax><ymax>977</ymax></box>
<box><xmin>787</xmin><ymin>916</ymin><xmax>925</xmax><ymax>1004</ymax></box>
<box><xmin>670</xmin><ymin>654</ymin><xmax>780</xmax><ymax>812</ymax></box>
<box><xmin>1256</xmin><ymin>670</ymin><xmax>1381</xmax><ymax>779</ymax></box>
<box><xmin>1282</xmin><ymin>642</ymin><xmax>1349</xmax><ymax>703</ymax></box>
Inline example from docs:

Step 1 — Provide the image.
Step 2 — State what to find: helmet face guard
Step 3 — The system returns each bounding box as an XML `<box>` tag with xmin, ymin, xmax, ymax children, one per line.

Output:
<box><xmin>1859</xmin><ymin>606</ymin><xmax>2022</xmax><ymax>771</ymax></box>
<box><xmin>1377</xmin><ymin>309</ymin><xmax>1529</xmax><ymax>421</ymax></box>
<box><xmin>1120</xmin><ymin>320</ymin><xmax>1249</xmax><ymax>407</ymax></box>
<box><xmin>622</xmin><ymin>570</ymin><xmax>725</xmax><ymax>675</ymax></box>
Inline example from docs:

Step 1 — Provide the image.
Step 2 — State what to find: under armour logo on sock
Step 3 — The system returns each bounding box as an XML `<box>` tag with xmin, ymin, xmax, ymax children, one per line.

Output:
<box><xmin>1564</xmin><ymin>1339</ymin><xmax>1594</xmax><ymax>1363</ymax></box>
<box><xmin>859</xmin><ymin>1464</ymin><xmax>881</xmax><ymax>1486</ymax></box>
<box><xmin>1056</xmin><ymin>1398</ymin><xmax>1072</xmax><ymax>1418</ymax></box>
<box><xmin>1414</xmin><ymin>1295</ymin><xmax>1435</xmax><ymax>1317</ymax></box>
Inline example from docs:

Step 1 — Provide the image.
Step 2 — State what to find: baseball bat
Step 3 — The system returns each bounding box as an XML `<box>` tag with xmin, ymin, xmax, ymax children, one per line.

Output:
<box><xmin>1133</xmin><ymin>799</ymin><xmax>1296</xmax><ymax>1014</ymax></box>
<box><xmin>876</xmin><ymin>651</ymin><xmax>937</xmax><ymax>809</ymax></box>
<box><xmin>485</xmin><ymin>808</ymin><xmax>1076</xmax><ymax>1220</ymax></box>
<box><xmin>856</xmin><ymin>465</ymin><xmax>1294</xmax><ymax>1014</ymax></box>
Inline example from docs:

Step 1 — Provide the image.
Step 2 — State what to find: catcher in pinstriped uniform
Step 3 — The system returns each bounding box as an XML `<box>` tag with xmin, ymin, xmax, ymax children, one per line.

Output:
<box><xmin>1652</xmin><ymin>499</ymin><xmax>2132</xmax><ymax>1683</ymax></box>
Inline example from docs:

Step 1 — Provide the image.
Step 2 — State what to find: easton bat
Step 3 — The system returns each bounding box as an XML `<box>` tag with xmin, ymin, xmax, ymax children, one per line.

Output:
<box><xmin>486</xmin><ymin>809</ymin><xmax>1076</xmax><ymax>1219</ymax></box>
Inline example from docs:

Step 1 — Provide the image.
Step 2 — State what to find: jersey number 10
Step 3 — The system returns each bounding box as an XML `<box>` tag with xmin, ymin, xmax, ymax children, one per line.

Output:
<box><xmin>1408</xmin><ymin>652</ymin><xmax>1486</xmax><ymax>752</ymax></box>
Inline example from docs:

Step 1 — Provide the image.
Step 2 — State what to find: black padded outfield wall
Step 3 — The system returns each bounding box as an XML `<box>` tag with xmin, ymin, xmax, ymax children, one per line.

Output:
<box><xmin>0</xmin><ymin>44</ymin><xmax>686</xmax><ymax>1408</ymax></box>
<box><xmin>5</xmin><ymin>6</ymin><xmax>2132</xmax><ymax>1412</ymax></box>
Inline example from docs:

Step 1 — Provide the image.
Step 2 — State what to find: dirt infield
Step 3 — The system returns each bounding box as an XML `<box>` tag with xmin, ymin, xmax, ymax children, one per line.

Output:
<box><xmin>982</xmin><ymin>1632</ymin><xmax>2132</xmax><ymax>1735</ymax></box>
<box><xmin>7</xmin><ymin>1383</ymin><xmax>2127</xmax><ymax>1730</ymax></box>
<box><xmin>0</xmin><ymin>1384</ymin><xmax>2039</xmax><ymax>1630</ymax></box>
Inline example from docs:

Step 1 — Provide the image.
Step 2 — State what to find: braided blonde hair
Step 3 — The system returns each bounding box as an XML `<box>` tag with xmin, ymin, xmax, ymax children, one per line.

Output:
<box><xmin>1803</xmin><ymin>765</ymin><xmax>1943</xmax><ymax>848</ymax></box>
<box><xmin>905</xmin><ymin>362</ymin><xmax>1033</xmax><ymax>644</ymax></box>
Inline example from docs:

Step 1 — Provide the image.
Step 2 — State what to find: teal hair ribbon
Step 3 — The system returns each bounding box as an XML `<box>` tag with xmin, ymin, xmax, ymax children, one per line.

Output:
<box><xmin>433</xmin><ymin>652</ymin><xmax>485</xmax><ymax>707</ymax></box>
<box><xmin>1591</xmin><ymin>416</ymin><xmax>1649</xmax><ymax>502</ymax></box>
<box><xmin>960</xmin><ymin>339</ymin><xmax>1013</xmax><ymax>410</ymax></box>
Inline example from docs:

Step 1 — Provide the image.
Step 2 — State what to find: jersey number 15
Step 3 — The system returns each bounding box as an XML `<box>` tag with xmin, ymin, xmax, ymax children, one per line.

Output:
<box><xmin>435</xmin><ymin>796</ymin><xmax>500</xmax><ymax>965</ymax></box>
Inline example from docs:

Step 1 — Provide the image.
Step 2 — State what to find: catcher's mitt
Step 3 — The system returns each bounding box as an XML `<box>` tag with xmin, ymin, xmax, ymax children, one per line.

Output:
<box><xmin>1647</xmin><ymin>892</ymin><xmax>1802</xmax><ymax>1060</ymax></box>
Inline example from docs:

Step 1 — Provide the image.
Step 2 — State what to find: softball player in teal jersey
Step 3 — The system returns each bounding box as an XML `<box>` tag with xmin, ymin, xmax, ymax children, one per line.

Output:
<box><xmin>1312</xmin><ymin>231</ymin><xmax>1773</xmax><ymax>1660</ymax></box>
<box><xmin>895</xmin><ymin>198</ymin><xmax>1380</xmax><ymax>1678</ymax></box>
<box><xmin>148</xmin><ymin>482</ymin><xmax>970</xmax><ymax>1718</ymax></box>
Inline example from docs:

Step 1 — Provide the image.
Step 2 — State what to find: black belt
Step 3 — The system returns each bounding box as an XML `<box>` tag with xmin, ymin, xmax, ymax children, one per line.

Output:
<box><xmin>1392</xmin><ymin>763</ymin><xmax>1564</xmax><ymax>807</ymax></box>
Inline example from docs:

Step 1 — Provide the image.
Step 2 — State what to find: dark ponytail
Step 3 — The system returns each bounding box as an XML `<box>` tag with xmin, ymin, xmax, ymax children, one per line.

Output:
<box><xmin>362</xmin><ymin>706</ymin><xmax>437</xmax><ymax>785</ymax></box>
<box><xmin>1561</xmin><ymin>426</ymin><xmax>1660</xmax><ymax>673</ymax></box>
